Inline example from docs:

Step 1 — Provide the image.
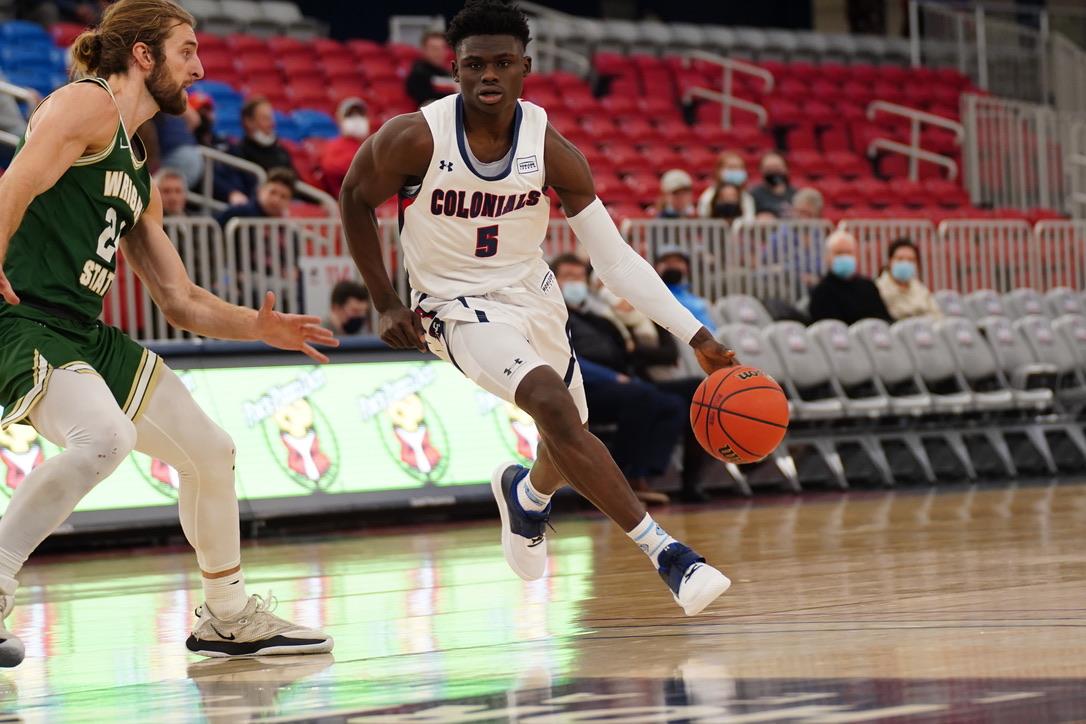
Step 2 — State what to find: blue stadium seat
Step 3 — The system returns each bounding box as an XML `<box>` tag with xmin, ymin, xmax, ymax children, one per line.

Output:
<box><xmin>48</xmin><ymin>47</ymin><xmax>68</xmax><ymax>72</ymax></box>
<box><xmin>2</xmin><ymin>68</ymin><xmax>54</xmax><ymax>96</ymax></box>
<box><xmin>273</xmin><ymin>110</ymin><xmax>304</xmax><ymax>142</ymax></box>
<box><xmin>291</xmin><ymin>109</ymin><xmax>338</xmax><ymax>139</ymax></box>
<box><xmin>0</xmin><ymin>46</ymin><xmax>51</xmax><ymax>72</ymax></box>
<box><xmin>192</xmin><ymin>80</ymin><xmax>242</xmax><ymax>104</ymax></box>
<box><xmin>0</xmin><ymin>21</ymin><xmax>52</xmax><ymax>45</ymax></box>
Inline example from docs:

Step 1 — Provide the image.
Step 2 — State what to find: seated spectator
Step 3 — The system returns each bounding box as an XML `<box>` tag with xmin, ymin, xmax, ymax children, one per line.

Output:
<box><xmin>809</xmin><ymin>230</ymin><xmax>892</xmax><ymax>325</ymax></box>
<box><xmin>875</xmin><ymin>238</ymin><xmax>942</xmax><ymax>320</ymax></box>
<box><xmin>406</xmin><ymin>31</ymin><xmax>458</xmax><ymax>108</ymax></box>
<box><xmin>654</xmin><ymin>244</ymin><xmax>716</xmax><ymax>332</ymax></box>
<box><xmin>655</xmin><ymin>169</ymin><xmax>696</xmax><ymax>219</ymax></box>
<box><xmin>697</xmin><ymin>151</ymin><xmax>756</xmax><ymax>220</ymax></box>
<box><xmin>223</xmin><ymin>97</ymin><xmax>296</xmax><ymax>200</ymax></box>
<box><xmin>319</xmin><ymin>98</ymin><xmax>370</xmax><ymax>198</ymax></box>
<box><xmin>750</xmin><ymin>152</ymin><xmax>797</xmax><ymax>218</ymax></box>
<box><xmin>553</xmin><ymin>254</ymin><xmax>685</xmax><ymax>505</ymax></box>
<box><xmin>791</xmin><ymin>187</ymin><xmax>824</xmax><ymax>220</ymax></box>
<box><xmin>146</xmin><ymin>102</ymin><xmax>203</xmax><ymax>189</ymax></box>
<box><xmin>214</xmin><ymin>167</ymin><xmax>296</xmax><ymax>227</ymax></box>
<box><xmin>704</xmin><ymin>183</ymin><xmax>745</xmax><ymax>224</ymax></box>
<box><xmin>187</xmin><ymin>92</ymin><xmax>247</xmax><ymax>206</ymax></box>
<box><xmin>324</xmin><ymin>280</ymin><xmax>372</xmax><ymax>336</ymax></box>
<box><xmin>155</xmin><ymin>168</ymin><xmax>189</xmax><ymax>217</ymax></box>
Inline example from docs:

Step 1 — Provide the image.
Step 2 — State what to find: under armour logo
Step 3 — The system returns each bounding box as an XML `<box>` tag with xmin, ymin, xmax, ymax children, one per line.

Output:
<box><xmin>503</xmin><ymin>358</ymin><xmax>524</xmax><ymax>376</ymax></box>
<box><xmin>439</xmin><ymin>160</ymin><xmax>453</xmax><ymax>171</ymax></box>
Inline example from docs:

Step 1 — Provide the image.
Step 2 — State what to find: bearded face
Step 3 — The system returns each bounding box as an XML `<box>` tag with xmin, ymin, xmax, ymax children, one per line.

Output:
<box><xmin>145</xmin><ymin>50</ymin><xmax>187</xmax><ymax>115</ymax></box>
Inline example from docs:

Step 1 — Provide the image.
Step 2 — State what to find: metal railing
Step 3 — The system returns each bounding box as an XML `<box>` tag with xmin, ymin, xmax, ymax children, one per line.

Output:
<box><xmin>191</xmin><ymin>146</ymin><xmax>338</xmax><ymax>216</ymax></box>
<box><xmin>867</xmin><ymin>101</ymin><xmax>963</xmax><ymax>181</ymax></box>
<box><xmin>840</xmin><ymin>218</ymin><xmax>940</xmax><ymax>279</ymax></box>
<box><xmin>1068</xmin><ymin>120</ymin><xmax>1086</xmax><ymax>219</ymax></box>
<box><xmin>104</xmin><ymin>216</ymin><xmax>1085</xmax><ymax>343</ymax></box>
<box><xmin>910</xmin><ymin>0</ymin><xmax>1086</xmax><ymax>113</ymax></box>
<box><xmin>515</xmin><ymin>2</ymin><xmax>593</xmax><ymax>76</ymax></box>
<box><xmin>960</xmin><ymin>93</ymin><xmax>1084</xmax><ymax>212</ymax></box>
<box><xmin>681</xmin><ymin>51</ymin><xmax>773</xmax><ymax>130</ymax></box>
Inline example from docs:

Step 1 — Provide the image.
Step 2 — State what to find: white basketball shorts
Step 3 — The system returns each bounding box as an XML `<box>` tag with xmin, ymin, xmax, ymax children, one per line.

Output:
<box><xmin>411</xmin><ymin>260</ymin><xmax>588</xmax><ymax>424</ymax></box>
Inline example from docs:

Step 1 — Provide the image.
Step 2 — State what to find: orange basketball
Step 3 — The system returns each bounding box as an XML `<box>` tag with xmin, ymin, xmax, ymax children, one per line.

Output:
<box><xmin>690</xmin><ymin>365</ymin><xmax>789</xmax><ymax>464</ymax></box>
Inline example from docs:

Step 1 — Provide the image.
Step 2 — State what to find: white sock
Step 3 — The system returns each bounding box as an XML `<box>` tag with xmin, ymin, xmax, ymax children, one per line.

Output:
<box><xmin>203</xmin><ymin>570</ymin><xmax>249</xmax><ymax>619</ymax></box>
<box><xmin>626</xmin><ymin>513</ymin><xmax>676</xmax><ymax>568</ymax></box>
<box><xmin>516</xmin><ymin>471</ymin><xmax>552</xmax><ymax>513</ymax></box>
<box><xmin>0</xmin><ymin>547</ymin><xmax>24</xmax><ymax>595</ymax></box>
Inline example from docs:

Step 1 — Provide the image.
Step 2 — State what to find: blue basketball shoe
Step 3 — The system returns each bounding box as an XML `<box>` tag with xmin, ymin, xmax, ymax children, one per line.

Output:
<box><xmin>490</xmin><ymin>463</ymin><xmax>550</xmax><ymax>581</ymax></box>
<box><xmin>657</xmin><ymin>542</ymin><xmax>732</xmax><ymax>616</ymax></box>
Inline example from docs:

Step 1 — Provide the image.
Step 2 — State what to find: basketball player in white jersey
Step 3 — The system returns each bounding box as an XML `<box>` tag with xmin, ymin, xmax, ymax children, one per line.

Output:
<box><xmin>341</xmin><ymin>0</ymin><xmax>737</xmax><ymax>615</ymax></box>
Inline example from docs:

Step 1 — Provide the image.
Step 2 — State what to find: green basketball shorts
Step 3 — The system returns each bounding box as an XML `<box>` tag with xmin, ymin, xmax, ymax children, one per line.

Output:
<box><xmin>0</xmin><ymin>304</ymin><xmax>162</xmax><ymax>429</ymax></box>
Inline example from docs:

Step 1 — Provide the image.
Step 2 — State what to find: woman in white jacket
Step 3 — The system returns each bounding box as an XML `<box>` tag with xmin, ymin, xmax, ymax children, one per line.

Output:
<box><xmin>875</xmin><ymin>238</ymin><xmax>943</xmax><ymax>320</ymax></box>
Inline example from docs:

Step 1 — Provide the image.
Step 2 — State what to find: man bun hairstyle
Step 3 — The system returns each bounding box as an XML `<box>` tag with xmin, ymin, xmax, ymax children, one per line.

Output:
<box><xmin>71</xmin><ymin>0</ymin><xmax>195</xmax><ymax>78</ymax></box>
<box><xmin>446</xmin><ymin>0</ymin><xmax>531</xmax><ymax>52</ymax></box>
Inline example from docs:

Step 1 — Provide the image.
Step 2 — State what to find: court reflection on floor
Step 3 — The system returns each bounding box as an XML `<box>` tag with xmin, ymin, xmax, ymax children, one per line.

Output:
<box><xmin>0</xmin><ymin>482</ymin><xmax>1081</xmax><ymax>722</ymax></box>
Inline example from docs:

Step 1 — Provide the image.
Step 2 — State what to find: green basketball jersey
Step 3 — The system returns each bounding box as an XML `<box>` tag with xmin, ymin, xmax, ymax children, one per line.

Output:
<box><xmin>2</xmin><ymin>76</ymin><xmax>151</xmax><ymax>322</ymax></box>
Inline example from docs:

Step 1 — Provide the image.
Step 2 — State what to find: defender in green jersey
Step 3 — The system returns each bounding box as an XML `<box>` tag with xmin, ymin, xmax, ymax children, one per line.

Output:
<box><xmin>0</xmin><ymin>0</ymin><xmax>337</xmax><ymax>665</ymax></box>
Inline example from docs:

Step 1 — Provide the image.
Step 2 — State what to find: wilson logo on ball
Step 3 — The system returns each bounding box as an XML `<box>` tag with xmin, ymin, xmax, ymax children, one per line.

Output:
<box><xmin>737</xmin><ymin>370</ymin><xmax>761</xmax><ymax>381</ymax></box>
<box><xmin>716</xmin><ymin>444</ymin><xmax>744</xmax><ymax>464</ymax></box>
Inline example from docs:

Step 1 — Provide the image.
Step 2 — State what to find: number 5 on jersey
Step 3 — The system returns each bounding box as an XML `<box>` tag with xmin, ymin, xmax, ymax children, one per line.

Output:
<box><xmin>475</xmin><ymin>225</ymin><xmax>499</xmax><ymax>258</ymax></box>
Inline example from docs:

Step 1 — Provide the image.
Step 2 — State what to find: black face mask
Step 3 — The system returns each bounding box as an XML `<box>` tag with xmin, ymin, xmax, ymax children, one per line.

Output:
<box><xmin>765</xmin><ymin>172</ymin><xmax>789</xmax><ymax>187</ymax></box>
<box><xmin>342</xmin><ymin>316</ymin><xmax>366</xmax><ymax>334</ymax></box>
<box><xmin>714</xmin><ymin>202</ymin><xmax>741</xmax><ymax>219</ymax></box>
<box><xmin>660</xmin><ymin>268</ymin><xmax>684</xmax><ymax>286</ymax></box>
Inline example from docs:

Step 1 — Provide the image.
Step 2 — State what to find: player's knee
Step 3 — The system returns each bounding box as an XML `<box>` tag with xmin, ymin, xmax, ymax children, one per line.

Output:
<box><xmin>69</xmin><ymin>413</ymin><xmax>136</xmax><ymax>486</ymax></box>
<box><xmin>199</xmin><ymin>424</ymin><xmax>236</xmax><ymax>475</ymax></box>
<box><xmin>518</xmin><ymin>384</ymin><xmax>578</xmax><ymax>432</ymax></box>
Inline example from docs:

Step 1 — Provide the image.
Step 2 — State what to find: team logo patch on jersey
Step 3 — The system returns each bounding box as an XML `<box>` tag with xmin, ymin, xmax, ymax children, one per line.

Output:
<box><xmin>516</xmin><ymin>155</ymin><xmax>539</xmax><ymax>174</ymax></box>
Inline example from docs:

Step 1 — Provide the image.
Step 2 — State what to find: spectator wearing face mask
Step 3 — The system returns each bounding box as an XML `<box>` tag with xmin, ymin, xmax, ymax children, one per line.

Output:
<box><xmin>654</xmin><ymin>245</ymin><xmax>716</xmax><ymax>332</ymax></box>
<box><xmin>655</xmin><ymin>169</ymin><xmax>697</xmax><ymax>219</ymax></box>
<box><xmin>750</xmin><ymin>152</ymin><xmax>797</xmax><ymax>218</ymax></box>
<box><xmin>697</xmin><ymin>151</ymin><xmax>756</xmax><ymax>220</ymax></box>
<box><xmin>809</xmin><ymin>230</ymin><xmax>892</xmax><ymax>325</ymax></box>
<box><xmin>705</xmin><ymin>183</ymin><xmax>745</xmax><ymax>223</ymax></box>
<box><xmin>320</xmin><ymin>98</ymin><xmax>371</xmax><ymax>198</ymax></box>
<box><xmin>875</xmin><ymin>238</ymin><xmax>942</xmax><ymax>321</ymax></box>
<box><xmin>324</xmin><ymin>280</ymin><xmax>372</xmax><ymax>336</ymax></box>
<box><xmin>224</xmin><ymin>97</ymin><xmax>296</xmax><ymax>200</ymax></box>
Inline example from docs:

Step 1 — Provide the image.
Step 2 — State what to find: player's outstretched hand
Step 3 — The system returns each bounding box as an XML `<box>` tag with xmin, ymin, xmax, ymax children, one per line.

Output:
<box><xmin>255</xmin><ymin>291</ymin><xmax>340</xmax><ymax>363</ymax></box>
<box><xmin>379</xmin><ymin>303</ymin><xmax>427</xmax><ymax>352</ymax></box>
<box><xmin>0</xmin><ymin>269</ymin><xmax>20</xmax><ymax>305</ymax></box>
<box><xmin>691</xmin><ymin>328</ymin><xmax>739</xmax><ymax>375</ymax></box>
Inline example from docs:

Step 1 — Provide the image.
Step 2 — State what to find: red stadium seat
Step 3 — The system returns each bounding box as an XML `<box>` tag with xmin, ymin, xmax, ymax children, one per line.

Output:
<box><xmin>855</xmin><ymin>178</ymin><xmax>895</xmax><ymax>207</ymax></box>
<box><xmin>226</xmin><ymin>34</ymin><xmax>267</xmax><ymax>53</ymax></box>
<box><xmin>787</xmin><ymin>125</ymin><xmax>818</xmax><ymax>151</ymax></box>
<box><xmin>889</xmin><ymin>179</ymin><xmax>935</xmax><ymax>208</ymax></box>
<box><xmin>825</xmin><ymin>151</ymin><xmax>868</xmax><ymax>179</ymax></box>
<box><xmin>617</xmin><ymin>118</ymin><xmax>659</xmax><ymax>144</ymax></box>
<box><xmin>820</xmin><ymin>125</ymin><xmax>853</xmax><ymax>153</ymax></box>
<box><xmin>655</xmin><ymin>119</ymin><xmax>698</xmax><ymax>145</ymax></box>
<box><xmin>789</xmin><ymin>150</ymin><xmax>833</xmax><ymax>179</ymax></box>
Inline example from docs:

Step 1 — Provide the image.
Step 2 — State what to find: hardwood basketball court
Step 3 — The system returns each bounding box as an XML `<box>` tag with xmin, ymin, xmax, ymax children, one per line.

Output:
<box><xmin>2</xmin><ymin>481</ymin><xmax>1084</xmax><ymax>722</ymax></box>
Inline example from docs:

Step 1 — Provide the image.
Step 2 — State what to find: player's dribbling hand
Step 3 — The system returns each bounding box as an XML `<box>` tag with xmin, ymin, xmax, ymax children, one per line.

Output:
<box><xmin>691</xmin><ymin>328</ymin><xmax>739</xmax><ymax>375</ymax></box>
<box><xmin>255</xmin><ymin>291</ymin><xmax>340</xmax><ymax>363</ymax></box>
<box><xmin>0</xmin><ymin>269</ymin><xmax>20</xmax><ymax>305</ymax></box>
<box><xmin>379</xmin><ymin>304</ymin><xmax>427</xmax><ymax>352</ymax></box>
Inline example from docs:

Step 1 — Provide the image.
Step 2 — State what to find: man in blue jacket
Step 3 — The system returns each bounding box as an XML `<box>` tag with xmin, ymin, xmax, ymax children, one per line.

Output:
<box><xmin>654</xmin><ymin>245</ymin><xmax>716</xmax><ymax>333</ymax></box>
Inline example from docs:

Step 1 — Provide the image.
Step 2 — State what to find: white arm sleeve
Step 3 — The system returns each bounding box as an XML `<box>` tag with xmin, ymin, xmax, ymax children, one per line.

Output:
<box><xmin>567</xmin><ymin>198</ymin><xmax>704</xmax><ymax>343</ymax></box>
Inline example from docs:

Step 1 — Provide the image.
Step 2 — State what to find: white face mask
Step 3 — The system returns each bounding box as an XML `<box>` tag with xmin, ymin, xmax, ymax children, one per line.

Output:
<box><xmin>251</xmin><ymin>130</ymin><xmax>277</xmax><ymax>146</ymax></box>
<box><xmin>341</xmin><ymin>116</ymin><xmax>370</xmax><ymax>139</ymax></box>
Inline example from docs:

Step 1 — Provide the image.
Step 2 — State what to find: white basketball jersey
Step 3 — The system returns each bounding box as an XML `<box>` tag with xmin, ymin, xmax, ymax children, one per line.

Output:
<box><xmin>399</xmin><ymin>94</ymin><xmax>551</xmax><ymax>299</ymax></box>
